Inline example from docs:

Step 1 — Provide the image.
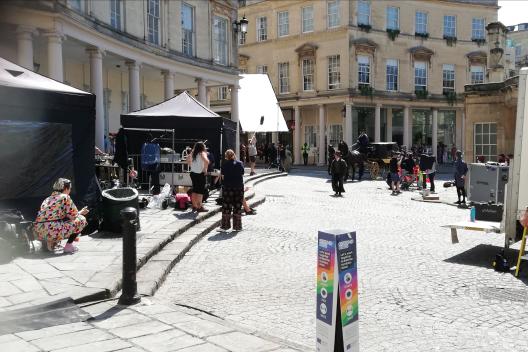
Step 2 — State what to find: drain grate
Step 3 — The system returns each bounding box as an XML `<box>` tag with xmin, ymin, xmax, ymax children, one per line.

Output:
<box><xmin>477</xmin><ymin>287</ymin><xmax>528</xmax><ymax>303</ymax></box>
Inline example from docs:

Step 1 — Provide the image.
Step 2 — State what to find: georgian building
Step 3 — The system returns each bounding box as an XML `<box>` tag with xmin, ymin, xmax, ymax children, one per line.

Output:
<box><xmin>231</xmin><ymin>0</ymin><xmax>498</xmax><ymax>164</ymax></box>
<box><xmin>507</xmin><ymin>23</ymin><xmax>528</xmax><ymax>71</ymax></box>
<box><xmin>0</xmin><ymin>0</ymin><xmax>241</xmax><ymax>150</ymax></box>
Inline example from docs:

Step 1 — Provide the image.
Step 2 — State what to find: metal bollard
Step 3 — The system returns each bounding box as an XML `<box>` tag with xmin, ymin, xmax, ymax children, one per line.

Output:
<box><xmin>118</xmin><ymin>207</ymin><xmax>141</xmax><ymax>305</ymax></box>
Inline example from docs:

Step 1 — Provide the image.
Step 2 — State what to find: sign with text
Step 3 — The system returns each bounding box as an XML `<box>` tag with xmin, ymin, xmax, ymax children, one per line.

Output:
<box><xmin>316</xmin><ymin>230</ymin><xmax>359</xmax><ymax>352</ymax></box>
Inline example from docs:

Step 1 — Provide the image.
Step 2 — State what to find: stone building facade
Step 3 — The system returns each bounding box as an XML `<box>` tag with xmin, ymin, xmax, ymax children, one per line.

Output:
<box><xmin>0</xmin><ymin>0</ymin><xmax>242</xmax><ymax>150</ymax></box>
<box><xmin>227</xmin><ymin>0</ymin><xmax>498</xmax><ymax>164</ymax></box>
<box><xmin>507</xmin><ymin>23</ymin><xmax>528</xmax><ymax>71</ymax></box>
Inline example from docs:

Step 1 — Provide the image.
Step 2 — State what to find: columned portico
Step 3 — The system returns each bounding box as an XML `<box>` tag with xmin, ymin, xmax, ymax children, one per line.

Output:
<box><xmin>87</xmin><ymin>47</ymin><xmax>105</xmax><ymax>150</ymax></box>
<box><xmin>432</xmin><ymin>108</ymin><xmax>438</xmax><ymax>159</ymax></box>
<box><xmin>230</xmin><ymin>84</ymin><xmax>240</xmax><ymax>156</ymax></box>
<box><xmin>44</xmin><ymin>30</ymin><xmax>63</xmax><ymax>82</ymax></box>
<box><xmin>345</xmin><ymin>103</ymin><xmax>353</xmax><ymax>146</ymax></box>
<box><xmin>294</xmin><ymin>106</ymin><xmax>301</xmax><ymax>164</ymax></box>
<box><xmin>318</xmin><ymin>104</ymin><xmax>325</xmax><ymax>165</ymax></box>
<box><xmin>126</xmin><ymin>60</ymin><xmax>141</xmax><ymax>112</ymax></box>
<box><xmin>162</xmin><ymin>70</ymin><xmax>175</xmax><ymax>100</ymax></box>
<box><xmin>386</xmin><ymin>107</ymin><xmax>393</xmax><ymax>142</ymax></box>
<box><xmin>16</xmin><ymin>25</ymin><xmax>35</xmax><ymax>70</ymax></box>
<box><xmin>374</xmin><ymin>103</ymin><xmax>381</xmax><ymax>143</ymax></box>
<box><xmin>403</xmin><ymin>105</ymin><xmax>410</xmax><ymax>148</ymax></box>
<box><xmin>197</xmin><ymin>78</ymin><xmax>207</xmax><ymax>105</ymax></box>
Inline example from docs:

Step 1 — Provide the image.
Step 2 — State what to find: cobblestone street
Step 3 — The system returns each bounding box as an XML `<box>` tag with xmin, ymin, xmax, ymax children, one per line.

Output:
<box><xmin>157</xmin><ymin>169</ymin><xmax>528</xmax><ymax>352</ymax></box>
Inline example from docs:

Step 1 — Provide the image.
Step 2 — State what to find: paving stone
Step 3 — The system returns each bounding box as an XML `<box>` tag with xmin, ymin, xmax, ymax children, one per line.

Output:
<box><xmin>0</xmin><ymin>334</ymin><xmax>39</xmax><ymax>352</ymax></box>
<box><xmin>176</xmin><ymin>343</ymin><xmax>228</xmax><ymax>352</ymax></box>
<box><xmin>130</xmin><ymin>329</ymin><xmax>200</xmax><ymax>352</ymax></box>
<box><xmin>91</xmin><ymin>312</ymin><xmax>152</xmax><ymax>329</ymax></box>
<box><xmin>170</xmin><ymin>315</ymin><xmax>234</xmax><ymax>338</ymax></box>
<box><xmin>16</xmin><ymin>322</ymin><xmax>92</xmax><ymax>341</ymax></box>
<box><xmin>153</xmin><ymin>311</ymin><xmax>197</xmax><ymax>325</ymax></box>
<box><xmin>0</xmin><ymin>282</ymin><xmax>21</xmax><ymax>296</ymax></box>
<box><xmin>31</xmin><ymin>328</ymin><xmax>113</xmax><ymax>351</ymax></box>
<box><xmin>207</xmin><ymin>332</ymin><xmax>280</xmax><ymax>352</ymax></box>
<box><xmin>108</xmin><ymin>320</ymin><xmax>173</xmax><ymax>339</ymax></box>
<box><xmin>50</xmin><ymin>338</ymin><xmax>131</xmax><ymax>352</ymax></box>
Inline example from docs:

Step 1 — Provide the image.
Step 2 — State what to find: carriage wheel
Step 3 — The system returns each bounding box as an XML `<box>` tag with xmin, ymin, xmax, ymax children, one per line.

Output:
<box><xmin>370</xmin><ymin>162</ymin><xmax>380</xmax><ymax>179</ymax></box>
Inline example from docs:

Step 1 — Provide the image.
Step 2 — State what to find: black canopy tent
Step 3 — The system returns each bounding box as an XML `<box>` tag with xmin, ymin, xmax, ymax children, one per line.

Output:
<box><xmin>0</xmin><ymin>57</ymin><xmax>95</xmax><ymax>218</ymax></box>
<box><xmin>120</xmin><ymin>91</ymin><xmax>237</xmax><ymax>166</ymax></box>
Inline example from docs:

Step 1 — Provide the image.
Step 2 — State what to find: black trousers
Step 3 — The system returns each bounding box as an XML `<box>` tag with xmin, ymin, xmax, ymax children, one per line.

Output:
<box><xmin>422</xmin><ymin>172</ymin><xmax>436</xmax><ymax>192</ymax></box>
<box><xmin>456</xmin><ymin>186</ymin><xmax>466</xmax><ymax>201</ymax></box>
<box><xmin>303</xmin><ymin>153</ymin><xmax>308</xmax><ymax>165</ymax></box>
<box><xmin>332</xmin><ymin>175</ymin><xmax>344</xmax><ymax>194</ymax></box>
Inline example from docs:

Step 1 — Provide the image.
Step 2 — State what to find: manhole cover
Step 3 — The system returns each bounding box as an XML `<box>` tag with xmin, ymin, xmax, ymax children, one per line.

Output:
<box><xmin>477</xmin><ymin>287</ymin><xmax>528</xmax><ymax>303</ymax></box>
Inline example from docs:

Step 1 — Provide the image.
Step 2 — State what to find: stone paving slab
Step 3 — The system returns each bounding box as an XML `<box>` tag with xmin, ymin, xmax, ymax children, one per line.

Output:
<box><xmin>0</xmin><ymin>170</ymin><xmax>282</xmax><ymax>312</ymax></box>
<box><xmin>0</xmin><ymin>298</ymin><xmax>303</xmax><ymax>352</ymax></box>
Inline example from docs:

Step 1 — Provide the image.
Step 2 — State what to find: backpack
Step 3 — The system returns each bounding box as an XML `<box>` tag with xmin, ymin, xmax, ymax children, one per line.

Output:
<box><xmin>141</xmin><ymin>143</ymin><xmax>161</xmax><ymax>171</ymax></box>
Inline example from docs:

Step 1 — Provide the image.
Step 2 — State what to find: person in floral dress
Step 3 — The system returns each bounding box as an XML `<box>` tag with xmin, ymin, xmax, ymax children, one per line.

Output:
<box><xmin>34</xmin><ymin>178</ymin><xmax>89</xmax><ymax>253</ymax></box>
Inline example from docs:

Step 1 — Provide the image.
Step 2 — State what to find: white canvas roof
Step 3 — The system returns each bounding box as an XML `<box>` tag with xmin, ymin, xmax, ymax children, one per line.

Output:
<box><xmin>238</xmin><ymin>74</ymin><xmax>288</xmax><ymax>132</ymax></box>
<box><xmin>127</xmin><ymin>91</ymin><xmax>220</xmax><ymax>117</ymax></box>
<box><xmin>0</xmin><ymin>57</ymin><xmax>90</xmax><ymax>95</ymax></box>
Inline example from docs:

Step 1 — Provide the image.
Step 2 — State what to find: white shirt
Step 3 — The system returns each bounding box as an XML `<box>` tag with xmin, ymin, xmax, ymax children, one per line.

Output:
<box><xmin>190</xmin><ymin>153</ymin><xmax>205</xmax><ymax>173</ymax></box>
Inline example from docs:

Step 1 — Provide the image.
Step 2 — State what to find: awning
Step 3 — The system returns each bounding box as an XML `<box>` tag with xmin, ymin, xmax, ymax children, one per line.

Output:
<box><xmin>238</xmin><ymin>74</ymin><xmax>288</xmax><ymax>132</ymax></box>
<box><xmin>127</xmin><ymin>91</ymin><xmax>219</xmax><ymax>117</ymax></box>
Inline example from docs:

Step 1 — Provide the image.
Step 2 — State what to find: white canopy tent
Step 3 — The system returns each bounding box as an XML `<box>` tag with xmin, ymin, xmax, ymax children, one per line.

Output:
<box><xmin>237</xmin><ymin>74</ymin><xmax>288</xmax><ymax>133</ymax></box>
<box><xmin>126</xmin><ymin>90</ymin><xmax>220</xmax><ymax>117</ymax></box>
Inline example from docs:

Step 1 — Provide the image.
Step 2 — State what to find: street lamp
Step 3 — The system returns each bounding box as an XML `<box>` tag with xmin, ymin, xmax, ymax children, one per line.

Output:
<box><xmin>233</xmin><ymin>16</ymin><xmax>249</xmax><ymax>34</ymax></box>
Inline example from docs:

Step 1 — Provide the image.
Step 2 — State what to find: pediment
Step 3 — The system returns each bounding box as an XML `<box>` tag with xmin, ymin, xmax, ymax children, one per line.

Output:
<box><xmin>409</xmin><ymin>46</ymin><xmax>434</xmax><ymax>61</ymax></box>
<box><xmin>466</xmin><ymin>50</ymin><xmax>487</xmax><ymax>65</ymax></box>
<box><xmin>350</xmin><ymin>38</ymin><xmax>377</xmax><ymax>55</ymax></box>
<box><xmin>238</xmin><ymin>54</ymin><xmax>250</xmax><ymax>66</ymax></box>
<box><xmin>295</xmin><ymin>43</ymin><xmax>318</xmax><ymax>59</ymax></box>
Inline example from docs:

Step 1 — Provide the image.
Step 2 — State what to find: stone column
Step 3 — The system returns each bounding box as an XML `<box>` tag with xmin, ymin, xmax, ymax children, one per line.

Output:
<box><xmin>455</xmin><ymin>108</ymin><xmax>463</xmax><ymax>149</ymax></box>
<box><xmin>294</xmin><ymin>106</ymin><xmax>301</xmax><ymax>164</ymax></box>
<box><xmin>318</xmin><ymin>104</ymin><xmax>325</xmax><ymax>165</ymax></box>
<box><xmin>44</xmin><ymin>31</ymin><xmax>64</xmax><ymax>82</ymax></box>
<box><xmin>162</xmin><ymin>70</ymin><xmax>174</xmax><ymax>100</ymax></box>
<box><xmin>345</xmin><ymin>103</ymin><xmax>353</xmax><ymax>146</ymax></box>
<box><xmin>403</xmin><ymin>106</ymin><xmax>410</xmax><ymax>148</ymax></box>
<box><xmin>432</xmin><ymin>108</ymin><xmax>438</xmax><ymax>160</ymax></box>
<box><xmin>87</xmin><ymin>47</ymin><xmax>105</xmax><ymax>150</ymax></box>
<box><xmin>374</xmin><ymin>103</ymin><xmax>381</xmax><ymax>143</ymax></box>
<box><xmin>16</xmin><ymin>26</ymin><xmax>35</xmax><ymax>70</ymax></box>
<box><xmin>386</xmin><ymin>107</ymin><xmax>393</xmax><ymax>142</ymax></box>
<box><xmin>206</xmin><ymin>87</ymin><xmax>211</xmax><ymax>108</ymax></box>
<box><xmin>126</xmin><ymin>61</ymin><xmax>141</xmax><ymax>112</ymax></box>
<box><xmin>197</xmin><ymin>78</ymin><xmax>207</xmax><ymax>105</ymax></box>
<box><xmin>230</xmin><ymin>84</ymin><xmax>240</xmax><ymax>156</ymax></box>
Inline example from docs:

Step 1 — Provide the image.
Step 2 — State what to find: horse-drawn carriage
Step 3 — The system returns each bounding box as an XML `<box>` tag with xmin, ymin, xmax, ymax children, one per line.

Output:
<box><xmin>343</xmin><ymin>142</ymin><xmax>399</xmax><ymax>180</ymax></box>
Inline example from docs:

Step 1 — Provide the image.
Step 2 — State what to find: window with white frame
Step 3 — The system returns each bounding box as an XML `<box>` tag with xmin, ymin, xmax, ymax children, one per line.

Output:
<box><xmin>415</xmin><ymin>11</ymin><xmax>427</xmax><ymax>34</ymax></box>
<box><xmin>147</xmin><ymin>0</ymin><xmax>160</xmax><ymax>45</ymax></box>
<box><xmin>329</xmin><ymin>125</ymin><xmax>343</xmax><ymax>147</ymax></box>
<box><xmin>443</xmin><ymin>15</ymin><xmax>456</xmax><ymax>37</ymax></box>
<box><xmin>357</xmin><ymin>0</ymin><xmax>370</xmax><ymax>25</ymax></box>
<box><xmin>386</xmin><ymin>59</ymin><xmax>398</xmax><ymax>91</ymax></box>
<box><xmin>257</xmin><ymin>65</ymin><xmax>268</xmax><ymax>75</ymax></box>
<box><xmin>474</xmin><ymin>123</ymin><xmax>497</xmax><ymax>162</ymax></box>
<box><xmin>328</xmin><ymin>55</ymin><xmax>340</xmax><ymax>90</ymax></box>
<box><xmin>278</xmin><ymin>11</ymin><xmax>289</xmax><ymax>37</ymax></box>
<box><xmin>357</xmin><ymin>55</ymin><xmax>370</xmax><ymax>85</ymax></box>
<box><xmin>302</xmin><ymin>58</ymin><xmax>314</xmax><ymax>91</ymax></box>
<box><xmin>302</xmin><ymin>6</ymin><xmax>314</xmax><ymax>33</ymax></box>
<box><xmin>110</xmin><ymin>0</ymin><xmax>121</xmax><ymax>30</ymax></box>
<box><xmin>470</xmin><ymin>65</ymin><xmax>484</xmax><ymax>84</ymax></box>
<box><xmin>414</xmin><ymin>61</ymin><xmax>427</xmax><ymax>91</ymax></box>
<box><xmin>278</xmin><ymin>62</ymin><xmax>289</xmax><ymax>94</ymax></box>
<box><xmin>213</xmin><ymin>16</ymin><xmax>228</xmax><ymax>65</ymax></box>
<box><xmin>305</xmin><ymin>125</ymin><xmax>317</xmax><ymax>147</ymax></box>
<box><xmin>181</xmin><ymin>3</ymin><xmax>194</xmax><ymax>56</ymax></box>
<box><xmin>442</xmin><ymin>64</ymin><xmax>455</xmax><ymax>92</ymax></box>
<box><xmin>386</xmin><ymin>6</ymin><xmax>399</xmax><ymax>30</ymax></box>
<box><xmin>257</xmin><ymin>17</ymin><xmax>267</xmax><ymax>42</ymax></box>
<box><xmin>218</xmin><ymin>86</ymin><xmax>228</xmax><ymax>100</ymax></box>
<box><xmin>472</xmin><ymin>18</ymin><xmax>485</xmax><ymax>40</ymax></box>
<box><xmin>327</xmin><ymin>1</ymin><xmax>340</xmax><ymax>28</ymax></box>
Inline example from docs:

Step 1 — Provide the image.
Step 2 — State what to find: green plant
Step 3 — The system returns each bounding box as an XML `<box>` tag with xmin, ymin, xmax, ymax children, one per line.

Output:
<box><xmin>415</xmin><ymin>32</ymin><xmax>429</xmax><ymax>39</ymax></box>
<box><xmin>359</xmin><ymin>84</ymin><xmax>373</xmax><ymax>97</ymax></box>
<box><xmin>472</xmin><ymin>38</ymin><xmax>486</xmax><ymax>46</ymax></box>
<box><xmin>443</xmin><ymin>90</ymin><xmax>457</xmax><ymax>106</ymax></box>
<box><xmin>358</xmin><ymin>23</ymin><xmax>372</xmax><ymax>32</ymax></box>
<box><xmin>443</xmin><ymin>35</ymin><xmax>457</xmax><ymax>46</ymax></box>
<box><xmin>386</xmin><ymin>28</ymin><xmax>400</xmax><ymax>41</ymax></box>
<box><xmin>415</xmin><ymin>89</ymin><xmax>429</xmax><ymax>99</ymax></box>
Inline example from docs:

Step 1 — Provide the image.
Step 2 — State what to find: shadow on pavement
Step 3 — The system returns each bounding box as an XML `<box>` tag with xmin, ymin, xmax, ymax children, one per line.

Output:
<box><xmin>86</xmin><ymin>304</ymin><xmax>127</xmax><ymax>322</ymax></box>
<box><xmin>208</xmin><ymin>231</ymin><xmax>238</xmax><ymax>241</ymax></box>
<box><xmin>173</xmin><ymin>211</ymin><xmax>198</xmax><ymax>220</ymax></box>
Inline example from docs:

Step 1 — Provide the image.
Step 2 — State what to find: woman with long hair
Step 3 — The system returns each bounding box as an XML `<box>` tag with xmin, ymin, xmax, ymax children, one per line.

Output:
<box><xmin>220</xmin><ymin>149</ymin><xmax>245</xmax><ymax>231</ymax></box>
<box><xmin>187</xmin><ymin>141</ymin><xmax>209</xmax><ymax>212</ymax></box>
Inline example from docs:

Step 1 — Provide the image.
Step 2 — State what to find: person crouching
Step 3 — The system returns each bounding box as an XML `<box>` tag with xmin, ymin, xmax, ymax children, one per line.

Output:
<box><xmin>34</xmin><ymin>178</ymin><xmax>88</xmax><ymax>253</ymax></box>
<box><xmin>330</xmin><ymin>151</ymin><xmax>347</xmax><ymax>196</ymax></box>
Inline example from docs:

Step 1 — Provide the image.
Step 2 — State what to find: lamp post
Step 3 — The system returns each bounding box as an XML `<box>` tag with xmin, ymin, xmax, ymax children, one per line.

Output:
<box><xmin>233</xmin><ymin>16</ymin><xmax>249</xmax><ymax>36</ymax></box>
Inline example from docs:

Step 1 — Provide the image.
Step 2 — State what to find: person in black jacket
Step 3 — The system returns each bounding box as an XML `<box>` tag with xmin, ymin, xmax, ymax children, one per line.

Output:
<box><xmin>330</xmin><ymin>151</ymin><xmax>347</xmax><ymax>196</ymax></box>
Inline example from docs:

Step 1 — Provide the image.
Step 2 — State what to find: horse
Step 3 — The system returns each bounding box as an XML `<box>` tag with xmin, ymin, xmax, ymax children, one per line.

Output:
<box><xmin>343</xmin><ymin>150</ymin><xmax>367</xmax><ymax>181</ymax></box>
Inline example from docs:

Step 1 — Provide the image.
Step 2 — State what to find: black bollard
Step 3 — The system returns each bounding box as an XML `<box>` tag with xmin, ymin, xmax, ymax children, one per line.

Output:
<box><xmin>118</xmin><ymin>207</ymin><xmax>141</xmax><ymax>305</ymax></box>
